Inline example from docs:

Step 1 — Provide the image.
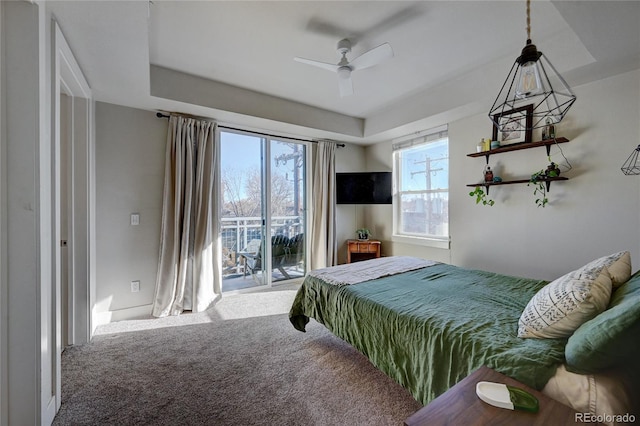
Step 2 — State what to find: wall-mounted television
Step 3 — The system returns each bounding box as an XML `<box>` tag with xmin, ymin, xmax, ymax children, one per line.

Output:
<box><xmin>336</xmin><ymin>172</ymin><xmax>392</xmax><ymax>205</ymax></box>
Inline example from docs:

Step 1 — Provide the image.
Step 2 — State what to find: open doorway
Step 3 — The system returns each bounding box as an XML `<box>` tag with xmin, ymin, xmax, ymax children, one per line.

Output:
<box><xmin>59</xmin><ymin>92</ymin><xmax>71</xmax><ymax>349</ymax></box>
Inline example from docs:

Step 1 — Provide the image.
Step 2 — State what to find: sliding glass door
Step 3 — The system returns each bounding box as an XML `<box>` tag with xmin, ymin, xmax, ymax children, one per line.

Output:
<box><xmin>220</xmin><ymin>130</ymin><xmax>307</xmax><ymax>292</ymax></box>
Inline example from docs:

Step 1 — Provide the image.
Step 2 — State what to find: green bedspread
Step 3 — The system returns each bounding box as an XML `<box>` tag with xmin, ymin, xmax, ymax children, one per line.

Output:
<box><xmin>289</xmin><ymin>262</ymin><xmax>567</xmax><ymax>406</ymax></box>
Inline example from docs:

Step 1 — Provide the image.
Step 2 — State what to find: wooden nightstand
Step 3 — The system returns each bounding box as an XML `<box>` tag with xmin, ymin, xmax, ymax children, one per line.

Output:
<box><xmin>346</xmin><ymin>239</ymin><xmax>381</xmax><ymax>263</ymax></box>
<box><xmin>404</xmin><ymin>366</ymin><xmax>598</xmax><ymax>426</ymax></box>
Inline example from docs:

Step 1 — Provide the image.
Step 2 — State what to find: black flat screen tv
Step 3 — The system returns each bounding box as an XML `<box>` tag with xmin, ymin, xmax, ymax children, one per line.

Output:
<box><xmin>336</xmin><ymin>172</ymin><xmax>392</xmax><ymax>204</ymax></box>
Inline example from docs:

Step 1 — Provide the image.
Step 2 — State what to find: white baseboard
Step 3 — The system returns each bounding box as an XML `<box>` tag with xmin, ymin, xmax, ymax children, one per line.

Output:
<box><xmin>93</xmin><ymin>304</ymin><xmax>153</xmax><ymax>327</ymax></box>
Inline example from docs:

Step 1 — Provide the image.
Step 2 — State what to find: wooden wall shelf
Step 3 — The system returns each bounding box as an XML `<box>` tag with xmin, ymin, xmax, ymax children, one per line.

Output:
<box><xmin>466</xmin><ymin>137</ymin><xmax>571</xmax><ymax>196</ymax></box>
<box><xmin>467</xmin><ymin>137</ymin><xmax>569</xmax><ymax>163</ymax></box>
<box><xmin>466</xmin><ymin>176</ymin><xmax>568</xmax><ymax>194</ymax></box>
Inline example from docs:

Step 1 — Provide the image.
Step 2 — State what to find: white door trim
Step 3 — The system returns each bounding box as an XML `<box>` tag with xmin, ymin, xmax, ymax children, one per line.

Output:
<box><xmin>0</xmin><ymin>3</ymin><xmax>7</xmax><ymax>425</ymax></box>
<box><xmin>50</xmin><ymin>19</ymin><xmax>93</xmax><ymax>418</ymax></box>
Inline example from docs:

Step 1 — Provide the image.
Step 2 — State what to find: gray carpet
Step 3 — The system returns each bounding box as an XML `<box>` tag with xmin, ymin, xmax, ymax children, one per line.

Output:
<box><xmin>52</xmin><ymin>284</ymin><xmax>421</xmax><ymax>425</ymax></box>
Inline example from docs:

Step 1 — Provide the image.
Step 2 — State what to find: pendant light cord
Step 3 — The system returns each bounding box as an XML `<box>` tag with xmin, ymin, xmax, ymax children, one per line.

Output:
<box><xmin>526</xmin><ymin>0</ymin><xmax>531</xmax><ymax>42</ymax></box>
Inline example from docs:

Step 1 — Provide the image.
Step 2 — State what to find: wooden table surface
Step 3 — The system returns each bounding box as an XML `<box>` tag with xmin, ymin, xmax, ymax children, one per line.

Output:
<box><xmin>404</xmin><ymin>366</ymin><xmax>599</xmax><ymax>426</ymax></box>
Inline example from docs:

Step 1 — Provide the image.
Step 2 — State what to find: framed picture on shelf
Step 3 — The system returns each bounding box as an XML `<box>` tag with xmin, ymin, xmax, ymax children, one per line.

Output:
<box><xmin>491</xmin><ymin>104</ymin><xmax>533</xmax><ymax>146</ymax></box>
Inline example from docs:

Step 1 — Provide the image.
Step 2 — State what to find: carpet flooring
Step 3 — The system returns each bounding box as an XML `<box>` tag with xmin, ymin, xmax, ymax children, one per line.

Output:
<box><xmin>52</xmin><ymin>284</ymin><xmax>421</xmax><ymax>425</ymax></box>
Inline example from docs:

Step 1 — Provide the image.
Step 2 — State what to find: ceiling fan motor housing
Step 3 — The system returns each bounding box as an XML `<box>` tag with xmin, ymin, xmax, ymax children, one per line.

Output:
<box><xmin>337</xmin><ymin>38</ymin><xmax>352</xmax><ymax>55</ymax></box>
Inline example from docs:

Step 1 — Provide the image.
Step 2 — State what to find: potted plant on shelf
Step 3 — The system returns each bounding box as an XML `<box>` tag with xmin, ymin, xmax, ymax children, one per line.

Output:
<box><xmin>528</xmin><ymin>171</ymin><xmax>547</xmax><ymax>208</ymax></box>
<box><xmin>356</xmin><ymin>228</ymin><xmax>371</xmax><ymax>241</ymax></box>
<box><xmin>528</xmin><ymin>162</ymin><xmax>562</xmax><ymax>208</ymax></box>
<box><xmin>545</xmin><ymin>162</ymin><xmax>561</xmax><ymax>178</ymax></box>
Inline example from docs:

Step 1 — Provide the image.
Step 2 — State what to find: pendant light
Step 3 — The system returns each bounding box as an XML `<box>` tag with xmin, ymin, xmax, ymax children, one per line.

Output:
<box><xmin>621</xmin><ymin>145</ymin><xmax>640</xmax><ymax>175</ymax></box>
<box><xmin>489</xmin><ymin>0</ymin><xmax>576</xmax><ymax>131</ymax></box>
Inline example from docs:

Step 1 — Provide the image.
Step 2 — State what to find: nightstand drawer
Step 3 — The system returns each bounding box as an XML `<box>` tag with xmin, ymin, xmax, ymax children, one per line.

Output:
<box><xmin>346</xmin><ymin>239</ymin><xmax>381</xmax><ymax>263</ymax></box>
<box><xmin>354</xmin><ymin>242</ymin><xmax>377</xmax><ymax>253</ymax></box>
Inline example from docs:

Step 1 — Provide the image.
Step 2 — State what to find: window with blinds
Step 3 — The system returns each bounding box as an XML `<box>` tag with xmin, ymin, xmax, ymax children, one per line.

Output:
<box><xmin>392</xmin><ymin>125</ymin><xmax>449</xmax><ymax>247</ymax></box>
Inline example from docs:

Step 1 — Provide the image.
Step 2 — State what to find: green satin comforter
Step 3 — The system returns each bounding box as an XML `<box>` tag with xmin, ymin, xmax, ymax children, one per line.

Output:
<box><xmin>289</xmin><ymin>262</ymin><xmax>567</xmax><ymax>405</ymax></box>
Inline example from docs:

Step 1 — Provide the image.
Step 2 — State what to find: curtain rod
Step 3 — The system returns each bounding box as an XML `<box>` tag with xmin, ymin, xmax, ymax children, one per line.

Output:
<box><xmin>155</xmin><ymin>112</ymin><xmax>345</xmax><ymax>147</ymax></box>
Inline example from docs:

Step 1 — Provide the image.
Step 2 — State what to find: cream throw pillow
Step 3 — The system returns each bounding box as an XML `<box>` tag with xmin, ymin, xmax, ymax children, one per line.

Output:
<box><xmin>518</xmin><ymin>264</ymin><xmax>612</xmax><ymax>339</ymax></box>
<box><xmin>583</xmin><ymin>251</ymin><xmax>631</xmax><ymax>288</ymax></box>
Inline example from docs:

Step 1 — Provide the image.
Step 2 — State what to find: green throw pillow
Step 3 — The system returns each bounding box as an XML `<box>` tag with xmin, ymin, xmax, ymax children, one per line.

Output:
<box><xmin>565</xmin><ymin>271</ymin><xmax>640</xmax><ymax>373</ymax></box>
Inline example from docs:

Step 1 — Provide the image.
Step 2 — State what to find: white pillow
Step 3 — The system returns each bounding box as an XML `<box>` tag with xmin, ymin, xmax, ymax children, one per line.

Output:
<box><xmin>518</xmin><ymin>264</ymin><xmax>612</xmax><ymax>339</ymax></box>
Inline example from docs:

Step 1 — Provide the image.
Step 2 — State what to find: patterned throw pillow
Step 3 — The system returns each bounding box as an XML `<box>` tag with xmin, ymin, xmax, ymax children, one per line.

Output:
<box><xmin>518</xmin><ymin>263</ymin><xmax>613</xmax><ymax>339</ymax></box>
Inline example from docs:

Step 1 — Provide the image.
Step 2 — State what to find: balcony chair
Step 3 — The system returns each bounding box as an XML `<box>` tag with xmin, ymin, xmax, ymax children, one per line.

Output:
<box><xmin>240</xmin><ymin>235</ymin><xmax>291</xmax><ymax>279</ymax></box>
<box><xmin>284</xmin><ymin>233</ymin><xmax>304</xmax><ymax>268</ymax></box>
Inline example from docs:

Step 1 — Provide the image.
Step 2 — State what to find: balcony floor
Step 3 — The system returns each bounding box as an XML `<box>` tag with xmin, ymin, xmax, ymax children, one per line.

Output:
<box><xmin>222</xmin><ymin>266</ymin><xmax>305</xmax><ymax>292</ymax></box>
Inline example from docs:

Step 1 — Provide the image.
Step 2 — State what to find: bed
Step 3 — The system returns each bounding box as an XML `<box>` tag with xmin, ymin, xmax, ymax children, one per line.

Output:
<box><xmin>289</xmin><ymin>254</ymin><xmax>640</xmax><ymax>424</ymax></box>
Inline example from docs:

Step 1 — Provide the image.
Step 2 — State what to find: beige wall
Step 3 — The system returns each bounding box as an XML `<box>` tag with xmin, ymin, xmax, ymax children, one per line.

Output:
<box><xmin>361</xmin><ymin>69</ymin><xmax>640</xmax><ymax>281</ymax></box>
<box><xmin>2</xmin><ymin>3</ymin><xmax>43</xmax><ymax>422</ymax></box>
<box><xmin>94</xmin><ymin>102</ymin><xmax>166</xmax><ymax>323</ymax></box>
<box><xmin>334</xmin><ymin>143</ymin><xmax>366</xmax><ymax>264</ymax></box>
<box><xmin>92</xmin><ymin>70</ymin><xmax>640</xmax><ymax>323</ymax></box>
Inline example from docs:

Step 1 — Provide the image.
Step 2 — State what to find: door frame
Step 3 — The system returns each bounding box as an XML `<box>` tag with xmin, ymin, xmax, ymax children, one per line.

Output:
<box><xmin>0</xmin><ymin>4</ymin><xmax>6</xmax><ymax>424</ymax></box>
<box><xmin>49</xmin><ymin>19</ymin><xmax>93</xmax><ymax>418</ymax></box>
<box><xmin>219</xmin><ymin>129</ymin><xmax>270</xmax><ymax>291</ymax></box>
<box><xmin>53</xmin><ymin>19</ymin><xmax>93</xmax><ymax>346</ymax></box>
<box><xmin>218</xmin><ymin>128</ymin><xmax>310</xmax><ymax>293</ymax></box>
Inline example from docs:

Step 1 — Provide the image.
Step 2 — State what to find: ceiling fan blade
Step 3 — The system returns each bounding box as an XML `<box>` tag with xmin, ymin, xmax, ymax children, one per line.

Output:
<box><xmin>305</xmin><ymin>18</ymin><xmax>362</xmax><ymax>41</ymax></box>
<box><xmin>337</xmin><ymin>67</ymin><xmax>353</xmax><ymax>97</ymax></box>
<box><xmin>293</xmin><ymin>57</ymin><xmax>339</xmax><ymax>73</ymax></box>
<box><xmin>349</xmin><ymin>43</ymin><xmax>394</xmax><ymax>71</ymax></box>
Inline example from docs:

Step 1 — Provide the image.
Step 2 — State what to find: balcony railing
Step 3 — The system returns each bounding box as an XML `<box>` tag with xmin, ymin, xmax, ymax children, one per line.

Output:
<box><xmin>221</xmin><ymin>215</ymin><xmax>303</xmax><ymax>277</ymax></box>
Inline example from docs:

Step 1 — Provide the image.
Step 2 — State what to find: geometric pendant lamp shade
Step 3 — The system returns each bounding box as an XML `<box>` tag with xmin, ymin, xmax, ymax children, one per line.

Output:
<box><xmin>488</xmin><ymin>0</ymin><xmax>576</xmax><ymax>132</ymax></box>
<box><xmin>488</xmin><ymin>51</ymin><xmax>577</xmax><ymax>131</ymax></box>
<box><xmin>621</xmin><ymin>145</ymin><xmax>640</xmax><ymax>175</ymax></box>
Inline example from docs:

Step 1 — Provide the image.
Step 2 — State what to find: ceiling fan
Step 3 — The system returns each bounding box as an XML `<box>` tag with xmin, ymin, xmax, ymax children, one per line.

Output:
<box><xmin>294</xmin><ymin>38</ymin><xmax>394</xmax><ymax>97</ymax></box>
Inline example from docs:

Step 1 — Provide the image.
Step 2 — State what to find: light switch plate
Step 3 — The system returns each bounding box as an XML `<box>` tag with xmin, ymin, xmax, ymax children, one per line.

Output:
<box><xmin>130</xmin><ymin>213</ymin><xmax>140</xmax><ymax>226</ymax></box>
<box><xmin>131</xmin><ymin>280</ymin><xmax>140</xmax><ymax>293</ymax></box>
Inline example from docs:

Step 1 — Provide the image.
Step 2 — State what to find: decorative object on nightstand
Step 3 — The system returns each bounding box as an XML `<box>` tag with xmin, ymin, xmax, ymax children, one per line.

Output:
<box><xmin>488</xmin><ymin>0</ymin><xmax>576</xmax><ymax>132</ymax></box>
<box><xmin>475</xmin><ymin>381</ymin><xmax>539</xmax><ymax>412</ymax></box>
<box><xmin>621</xmin><ymin>145</ymin><xmax>640</xmax><ymax>175</ymax></box>
<box><xmin>356</xmin><ymin>228</ymin><xmax>371</xmax><ymax>240</ymax></box>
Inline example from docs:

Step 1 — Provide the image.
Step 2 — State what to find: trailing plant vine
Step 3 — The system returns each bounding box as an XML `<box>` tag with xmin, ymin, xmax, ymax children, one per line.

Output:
<box><xmin>468</xmin><ymin>186</ymin><xmax>494</xmax><ymax>206</ymax></box>
<box><xmin>528</xmin><ymin>170</ymin><xmax>548</xmax><ymax>208</ymax></box>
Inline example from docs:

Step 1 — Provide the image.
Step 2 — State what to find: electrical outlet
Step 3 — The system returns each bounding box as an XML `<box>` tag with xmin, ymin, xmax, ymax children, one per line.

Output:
<box><xmin>131</xmin><ymin>280</ymin><xmax>140</xmax><ymax>293</ymax></box>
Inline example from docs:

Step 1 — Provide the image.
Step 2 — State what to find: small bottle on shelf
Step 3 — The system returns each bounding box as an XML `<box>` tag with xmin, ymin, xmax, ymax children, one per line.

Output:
<box><xmin>545</xmin><ymin>119</ymin><xmax>555</xmax><ymax>139</ymax></box>
<box><xmin>484</xmin><ymin>166</ymin><xmax>494</xmax><ymax>182</ymax></box>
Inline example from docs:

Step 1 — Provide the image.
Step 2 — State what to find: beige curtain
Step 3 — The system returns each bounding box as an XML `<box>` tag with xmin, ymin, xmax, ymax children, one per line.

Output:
<box><xmin>310</xmin><ymin>141</ymin><xmax>337</xmax><ymax>269</ymax></box>
<box><xmin>152</xmin><ymin>115</ymin><xmax>221</xmax><ymax>317</ymax></box>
